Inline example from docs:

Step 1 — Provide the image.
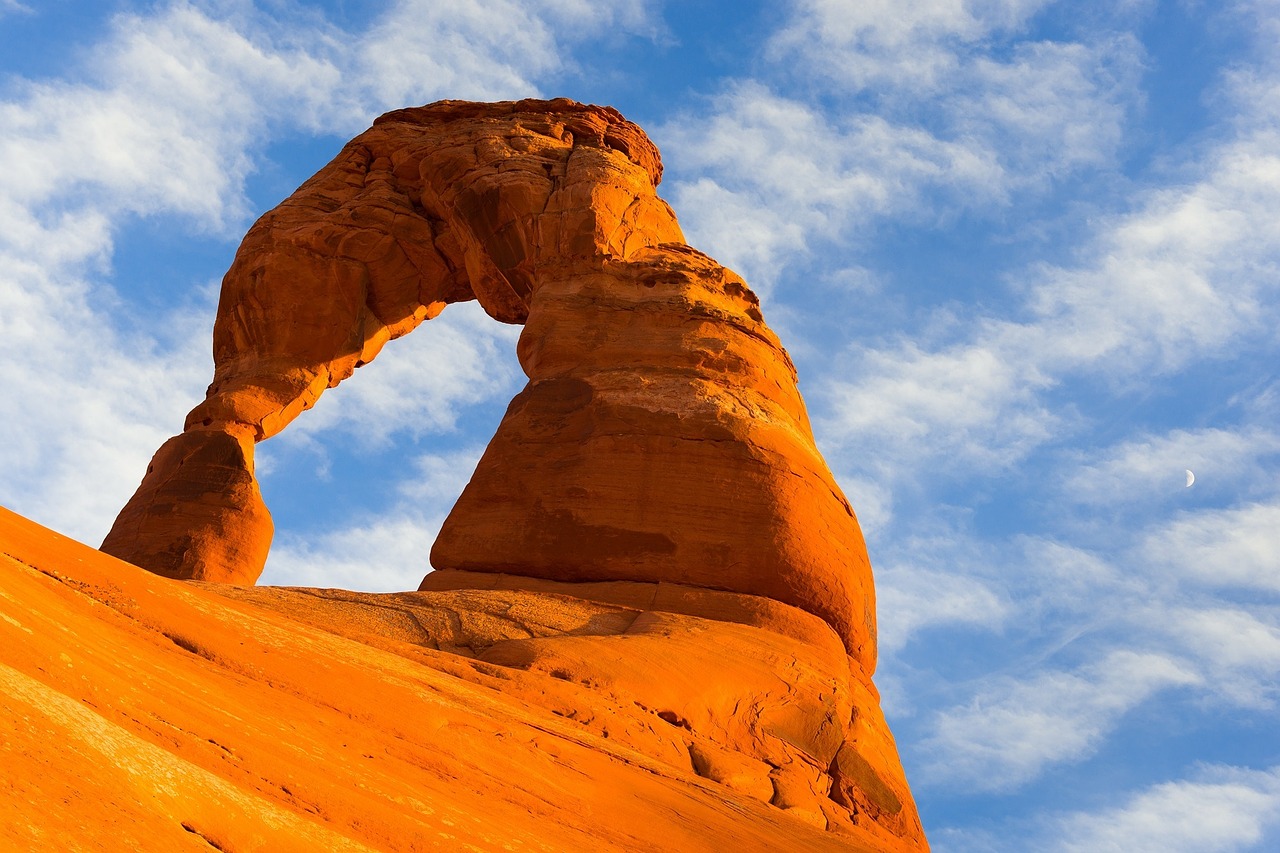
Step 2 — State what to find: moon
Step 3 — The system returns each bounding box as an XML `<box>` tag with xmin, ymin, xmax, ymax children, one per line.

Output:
<box><xmin>1185</xmin><ymin>469</ymin><xmax>1195</xmax><ymax>488</ymax></box>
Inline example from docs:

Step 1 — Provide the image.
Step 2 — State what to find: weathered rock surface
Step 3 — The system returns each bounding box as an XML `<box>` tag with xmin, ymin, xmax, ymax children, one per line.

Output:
<box><xmin>2</xmin><ymin>506</ymin><xmax>926</xmax><ymax>850</ymax></box>
<box><xmin>88</xmin><ymin>98</ymin><xmax>928</xmax><ymax>849</ymax></box>
<box><xmin>100</xmin><ymin>430</ymin><xmax>272</xmax><ymax>583</ymax></box>
<box><xmin>431</xmin><ymin>243</ymin><xmax>876</xmax><ymax>672</ymax></box>
<box><xmin>101</xmin><ymin>98</ymin><xmax>873</xmax><ymax>667</ymax></box>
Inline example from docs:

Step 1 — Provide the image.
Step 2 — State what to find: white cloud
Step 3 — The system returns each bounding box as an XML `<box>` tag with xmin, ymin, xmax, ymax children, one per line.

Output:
<box><xmin>1052</xmin><ymin>765</ymin><xmax>1280</xmax><ymax>853</ymax></box>
<box><xmin>1062</xmin><ymin>427</ymin><xmax>1280</xmax><ymax>507</ymax></box>
<box><xmin>934</xmin><ymin>763</ymin><xmax>1280</xmax><ymax>852</ymax></box>
<box><xmin>0</xmin><ymin>236</ymin><xmax>214</xmax><ymax>541</ymax></box>
<box><xmin>0</xmin><ymin>6</ymin><xmax>351</xmax><ymax>542</ymax></box>
<box><xmin>0</xmin><ymin>3</ymin><xmax>361</xmax><ymax>542</ymax></box>
<box><xmin>769</xmin><ymin>0</ymin><xmax>1053</xmax><ymax>95</ymax></box>
<box><xmin>2</xmin><ymin>3</ymin><xmax>1277</xmax><ymax>847</ymax></box>
<box><xmin>348</xmin><ymin>0</ymin><xmax>561</xmax><ymax>121</ymax></box>
<box><xmin>670</xmin><ymin>9</ymin><xmax>1280</xmax><ymax>816</ymax></box>
<box><xmin>0</xmin><ymin>6</ymin><xmax>337</xmax><ymax>232</ymax></box>
<box><xmin>262</xmin><ymin>510</ymin><xmax>441</xmax><ymax>592</ymax></box>
<box><xmin>668</xmin><ymin>0</ymin><xmax>1274</xmax><ymax>488</ymax></box>
<box><xmin>0</xmin><ymin>0</ymin><xmax>32</xmax><ymax>17</ymax></box>
<box><xmin>339</xmin><ymin>0</ymin><xmax>662</xmax><ymax>128</ymax></box>
<box><xmin>922</xmin><ymin>651</ymin><xmax>1201</xmax><ymax>790</ymax></box>
<box><xmin>1141</xmin><ymin>502</ymin><xmax>1280</xmax><ymax>593</ymax></box>
<box><xmin>819</xmin><ymin>101</ymin><xmax>1280</xmax><ymax>481</ymax></box>
<box><xmin>659</xmin><ymin>83</ymin><xmax>1004</xmax><ymax>287</ymax></box>
<box><xmin>1158</xmin><ymin>607</ymin><xmax>1280</xmax><ymax>708</ymax></box>
<box><xmin>821</xmin><ymin>336</ymin><xmax>1060</xmax><ymax>475</ymax></box>
<box><xmin>1020</xmin><ymin>139</ymin><xmax>1280</xmax><ymax>375</ymax></box>
<box><xmin>1015</xmin><ymin>537</ymin><xmax>1137</xmax><ymax>605</ymax></box>
<box><xmin>0</xmin><ymin>1</ymin><xmax>658</xmax><ymax>230</ymax></box>
<box><xmin>831</xmin><ymin>472</ymin><xmax>895</xmax><ymax>540</ymax></box>
<box><xmin>882</xmin><ymin>509</ymin><xmax>1278</xmax><ymax>791</ymax></box>
<box><xmin>953</xmin><ymin>36</ymin><xmax>1142</xmax><ymax>180</ymax></box>
<box><xmin>396</xmin><ymin>446</ymin><xmax>492</xmax><ymax>504</ymax></box>
<box><xmin>876</xmin><ymin>564</ymin><xmax>1009</xmax><ymax>654</ymax></box>
<box><xmin>260</xmin><ymin>446</ymin><xmax>490</xmax><ymax>591</ymax></box>
<box><xmin>270</xmin><ymin>301</ymin><xmax>522</xmax><ymax>454</ymax></box>
<box><xmin>660</xmin><ymin>2</ymin><xmax>1144</xmax><ymax>290</ymax></box>
<box><xmin>662</xmin><ymin>176</ymin><xmax>806</xmax><ymax>295</ymax></box>
<box><xmin>668</xmin><ymin>83</ymin><xmax>1003</xmax><ymax>218</ymax></box>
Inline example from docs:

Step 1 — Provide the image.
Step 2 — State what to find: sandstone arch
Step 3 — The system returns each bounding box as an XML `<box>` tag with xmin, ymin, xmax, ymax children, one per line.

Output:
<box><xmin>101</xmin><ymin>98</ymin><xmax>877</xmax><ymax>671</ymax></box>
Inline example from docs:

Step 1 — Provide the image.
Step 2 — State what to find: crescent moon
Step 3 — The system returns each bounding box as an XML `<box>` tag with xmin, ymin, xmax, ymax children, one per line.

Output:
<box><xmin>1185</xmin><ymin>469</ymin><xmax>1195</xmax><ymax>488</ymax></box>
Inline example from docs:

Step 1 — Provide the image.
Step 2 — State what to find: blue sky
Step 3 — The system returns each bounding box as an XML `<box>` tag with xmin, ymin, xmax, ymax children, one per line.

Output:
<box><xmin>2</xmin><ymin>1</ymin><xmax>1278</xmax><ymax>849</ymax></box>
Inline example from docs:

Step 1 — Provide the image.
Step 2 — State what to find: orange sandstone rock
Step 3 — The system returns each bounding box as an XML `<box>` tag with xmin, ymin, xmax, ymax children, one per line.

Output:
<box><xmin>3</xmin><ymin>506</ymin><xmax>925</xmax><ymax>850</ymax></box>
<box><xmin>431</xmin><ymin>244</ymin><xmax>876</xmax><ymax>670</ymax></box>
<box><xmin>91</xmin><ymin>98</ymin><xmax>927</xmax><ymax>849</ymax></box>
<box><xmin>102</xmin><ymin>98</ymin><xmax>873</xmax><ymax>665</ymax></box>
<box><xmin>0</xmin><ymin>508</ymin><xmax>854</xmax><ymax>849</ymax></box>
<box><xmin>100</xmin><ymin>429</ymin><xmax>271</xmax><ymax>582</ymax></box>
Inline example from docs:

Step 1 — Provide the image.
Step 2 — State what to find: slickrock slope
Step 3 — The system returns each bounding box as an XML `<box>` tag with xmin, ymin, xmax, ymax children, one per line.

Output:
<box><xmin>83</xmin><ymin>98</ymin><xmax>928</xmax><ymax>849</ymax></box>
<box><xmin>2</xmin><ymin>507</ymin><xmax>922</xmax><ymax>850</ymax></box>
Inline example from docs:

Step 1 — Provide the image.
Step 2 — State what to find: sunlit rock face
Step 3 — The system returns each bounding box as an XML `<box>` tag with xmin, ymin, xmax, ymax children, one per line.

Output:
<box><xmin>93</xmin><ymin>99</ymin><xmax>928</xmax><ymax>849</ymax></box>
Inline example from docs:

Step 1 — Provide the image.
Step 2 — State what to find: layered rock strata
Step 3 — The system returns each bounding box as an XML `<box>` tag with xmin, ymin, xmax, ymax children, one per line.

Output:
<box><xmin>96</xmin><ymin>99</ymin><xmax>927</xmax><ymax>849</ymax></box>
<box><xmin>102</xmin><ymin>98</ymin><xmax>873</xmax><ymax>662</ymax></box>
<box><xmin>4</xmin><ymin>507</ymin><xmax>913</xmax><ymax>851</ymax></box>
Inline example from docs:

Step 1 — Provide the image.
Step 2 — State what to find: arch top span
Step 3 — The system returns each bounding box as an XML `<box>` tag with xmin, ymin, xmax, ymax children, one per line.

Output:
<box><xmin>373</xmin><ymin>97</ymin><xmax>667</xmax><ymax>187</ymax></box>
<box><xmin>185</xmin><ymin>98</ymin><xmax>683</xmax><ymax>445</ymax></box>
<box><xmin>100</xmin><ymin>98</ymin><xmax>876</xmax><ymax>670</ymax></box>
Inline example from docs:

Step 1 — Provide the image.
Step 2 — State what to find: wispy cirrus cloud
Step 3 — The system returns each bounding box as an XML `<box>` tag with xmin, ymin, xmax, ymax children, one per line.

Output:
<box><xmin>952</xmin><ymin>35</ymin><xmax>1141</xmax><ymax>180</ymax></box>
<box><xmin>1060</xmin><ymin>428</ymin><xmax>1280</xmax><ymax>508</ymax></box>
<box><xmin>875</xmin><ymin>563</ymin><xmax>1009</xmax><ymax>656</ymax></box>
<box><xmin>658</xmin><ymin>1</ymin><xmax>1277</xmax><ymax>508</ymax></box>
<box><xmin>263</xmin><ymin>509</ymin><xmax>443</xmax><ymax>592</ymax></box>
<box><xmin>771</xmin><ymin>0</ymin><xmax>1142</xmax><ymax>183</ymax></box>
<box><xmin>1051</xmin><ymin>764</ymin><xmax>1280</xmax><ymax>853</ymax></box>
<box><xmin>0</xmin><ymin>6</ymin><xmax>335</xmax><ymax>231</ymax></box>
<box><xmin>920</xmin><ymin>650</ymin><xmax>1201</xmax><ymax>790</ymax></box>
<box><xmin>262</xmin><ymin>445</ymin><xmax>491</xmax><ymax>590</ymax></box>
<box><xmin>882</xmin><ymin>493</ymin><xmax>1280</xmax><ymax>790</ymax></box>
<box><xmin>0</xmin><ymin>0</ymin><xmax>32</xmax><ymax>18</ymax></box>
<box><xmin>659</xmin><ymin>83</ymin><xmax>1005</xmax><ymax>289</ymax></box>
<box><xmin>5</xmin><ymin>3</ymin><xmax>1279</xmax><ymax>844</ymax></box>
<box><xmin>821</xmin><ymin>336</ymin><xmax>1060</xmax><ymax>477</ymax></box>
<box><xmin>658</xmin><ymin>0</ymin><xmax>1142</xmax><ymax>289</ymax></box>
<box><xmin>644</xmin><ymin>7</ymin><xmax>1280</xmax><ymax>815</ymax></box>
<box><xmin>266</xmin><ymin>302</ymin><xmax>522</xmax><ymax>457</ymax></box>
<box><xmin>1153</xmin><ymin>606</ymin><xmax>1280</xmax><ymax>709</ymax></box>
<box><xmin>818</xmin><ymin>88</ymin><xmax>1280</xmax><ymax>484</ymax></box>
<box><xmin>940</xmin><ymin>764</ymin><xmax>1280</xmax><ymax>852</ymax></box>
<box><xmin>1140</xmin><ymin>502</ymin><xmax>1280</xmax><ymax>594</ymax></box>
<box><xmin>768</xmin><ymin>0</ymin><xmax>1055</xmax><ymax>95</ymax></box>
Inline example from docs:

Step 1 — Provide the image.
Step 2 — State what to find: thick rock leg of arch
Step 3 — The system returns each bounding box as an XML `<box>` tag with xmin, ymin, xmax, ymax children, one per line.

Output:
<box><xmin>101</xmin><ymin>429</ymin><xmax>272</xmax><ymax>583</ymax></box>
<box><xmin>430</xmin><ymin>245</ymin><xmax>878</xmax><ymax>672</ymax></box>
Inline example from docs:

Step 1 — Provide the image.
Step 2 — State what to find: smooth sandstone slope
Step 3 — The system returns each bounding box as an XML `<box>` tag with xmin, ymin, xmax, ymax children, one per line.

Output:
<box><xmin>1</xmin><ymin>506</ymin><xmax>921</xmax><ymax>851</ymax></box>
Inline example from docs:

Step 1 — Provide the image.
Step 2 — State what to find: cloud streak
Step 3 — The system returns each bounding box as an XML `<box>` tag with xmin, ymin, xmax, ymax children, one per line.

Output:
<box><xmin>922</xmin><ymin>651</ymin><xmax>1201</xmax><ymax>790</ymax></box>
<box><xmin>1052</xmin><ymin>765</ymin><xmax>1280</xmax><ymax>853</ymax></box>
